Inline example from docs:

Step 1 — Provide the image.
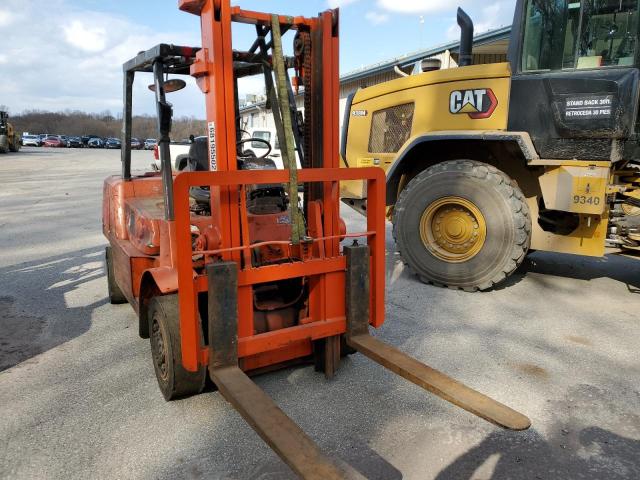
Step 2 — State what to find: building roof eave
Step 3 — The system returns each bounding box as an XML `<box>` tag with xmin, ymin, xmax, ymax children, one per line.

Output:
<box><xmin>339</xmin><ymin>25</ymin><xmax>511</xmax><ymax>84</ymax></box>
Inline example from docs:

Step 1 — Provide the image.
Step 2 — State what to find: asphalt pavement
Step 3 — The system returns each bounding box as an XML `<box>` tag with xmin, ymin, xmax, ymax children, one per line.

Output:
<box><xmin>1</xmin><ymin>147</ymin><xmax>639</xmax><ymax>479</ymax></box>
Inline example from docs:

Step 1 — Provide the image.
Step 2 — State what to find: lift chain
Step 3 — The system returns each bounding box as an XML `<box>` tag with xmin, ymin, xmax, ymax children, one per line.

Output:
<box><xmin>295</xmin><ymin>30</ymin><xmax>312</xmax><ymax>170</ymax></box>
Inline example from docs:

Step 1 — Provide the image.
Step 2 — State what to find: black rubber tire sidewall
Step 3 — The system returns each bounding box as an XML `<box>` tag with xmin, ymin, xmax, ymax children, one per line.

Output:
<box><xmin>394</xmin><ymin>160</ymin><xmax>530</xmax><ymax>290</ymax></box>
<box><xmin>105</xmin><ymin>246</ymin><xmax>127</xmax><ymax>304</ymax></box>
<box><xmin>148</xmin><ymin>295</ymin><xmax>206</xmax><ymax>401</ymax></box>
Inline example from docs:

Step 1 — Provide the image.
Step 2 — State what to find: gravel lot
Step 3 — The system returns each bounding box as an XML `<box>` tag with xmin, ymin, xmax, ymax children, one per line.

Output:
<box><xmin>1</xmin><ymin>147</ymin><xmax>639</xmax><ymax>479</ymax></box>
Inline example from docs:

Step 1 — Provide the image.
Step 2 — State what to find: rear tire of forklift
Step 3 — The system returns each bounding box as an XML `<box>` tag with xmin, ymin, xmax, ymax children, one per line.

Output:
<box><xmin>0</xmin><ymin>135</ymin><xmax>8</xmax><ymax>154</ymax></box>
<box><xmin>148</xmin><ymin>294</ymin><xmax>206</xmax><ymax>400</ymax></box>
<box><xmin>393</xmin><ymin>160</ymin><xmax>531</xmax><ymax>291</ymax></box>
<box><xmin>105</xmin><ymin>246</ymin><xmax>127</xmax><ymax>304</ymax></box>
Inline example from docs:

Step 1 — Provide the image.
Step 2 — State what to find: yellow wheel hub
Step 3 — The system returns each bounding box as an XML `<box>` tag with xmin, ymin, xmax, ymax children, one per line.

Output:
<box><xmin>419</xmin><ymin>196</ymin><xmax>487</xmax><ymax>263</ymax></box>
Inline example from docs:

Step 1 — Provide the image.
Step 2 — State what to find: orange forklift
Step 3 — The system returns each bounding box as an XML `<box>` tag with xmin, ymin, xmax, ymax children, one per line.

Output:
<box><xmin>103</xmin><ymin>1</ymin><xmax>530</xmax><ymax>477</ymax></box>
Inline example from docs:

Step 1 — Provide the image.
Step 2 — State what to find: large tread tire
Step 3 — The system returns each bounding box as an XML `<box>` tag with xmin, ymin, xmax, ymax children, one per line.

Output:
<box><xmin>393</xmin><ymin>160</ymin><xmax>531</xmax><ymax>291</ymax></box>
<box><xmin>148</xmin><ymin>295</ymin><xmax>206</xmax><ymax>400</ymax></box>
<box><xmin>0</xmin><ymin>135</ymin><xmax>8</xmax><ymax>154</ymax></box>
<box><xmin>9</xmin><ymin>137</ymin><xmax>20</xmax><ymax>152</ymax></box>
<box><xmin>105</xmin><ymin>246</ymin><xmax>127</xmax><ymax>304</ymax></box>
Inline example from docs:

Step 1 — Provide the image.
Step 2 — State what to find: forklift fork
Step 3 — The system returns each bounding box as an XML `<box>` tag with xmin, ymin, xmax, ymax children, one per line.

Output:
<box><xmin>344</xmin><ymin>244</ymin><xmax>531</xmax><ymax>432</ymax></box>
<box><xmin>206</xmin><ymin>262</ymin><xmax>351</xmax><ymax>479</ymax></box>
<box><xmin>205</xmin><ymin>249</ymin><xmax>529</xmax><ymax>480</ymax></box>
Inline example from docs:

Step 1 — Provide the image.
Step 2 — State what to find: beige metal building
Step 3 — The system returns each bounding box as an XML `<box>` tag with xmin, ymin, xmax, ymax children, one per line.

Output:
<box><xmin>240</xmin><ymin>26</ymin><xmax>511</xmax><ymax>132</ymax></box>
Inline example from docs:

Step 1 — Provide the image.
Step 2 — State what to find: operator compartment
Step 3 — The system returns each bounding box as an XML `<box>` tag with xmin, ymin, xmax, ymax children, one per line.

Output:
<box><xmin>185</xmin><ymin>139</ymin><xmax>314</xmax><ymax>337</ymax></box>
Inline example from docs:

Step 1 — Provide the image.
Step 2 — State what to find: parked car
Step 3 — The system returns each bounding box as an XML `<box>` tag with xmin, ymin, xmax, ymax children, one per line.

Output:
<box><xmin>22</xmin><ymin>134</ymin><xmax>42</xmax><ymax>147</ymax></box>
<box><xmin>82</xmin><ymin>134</ymin><xmax>101</xmax><ymax>146</ymax></box>
<box><xmin>105</xmin><ymin>138</ymin><xmax>122</xmax><ymax>149</ymax></box>
<box><xmin>150</xmin><ymin>136</ymin><xmax>207</xmax><ymax>171</ymax></box>
<box><xmin>43</xmin><ymin>135</ymin><xmax>64</xmax><ymax>147</ymax></box>
<box><xmin>38</xmin><ymin>134</ymin><xmax>49</xmax><ymax>144</ymax></box>
<box><xmin>130</xmin><ymin>137</ymin><xmax>143</xmax><ymax>150</ymax></box>
<box><xmin>87</xmin><ymin>137</ymin><xmax>104</xmax><ymax>148</ymax></box>
<box><xmin>241</xmin><ymin>128</ymin><xmax>301</xmax><ymax>170</ymax></box>
<box><xmin>67</xmin><ymin>136</ymin><xmax>83</xmax><ymax>148</ymax></box>
<box><xmin>144</xmin><ymin>138</ymin><xmax>157</xmax><ymax>150</ymax></box>
<box><xmin>58</xmin><ymin>135</ymin><xmax>69</xmax><ymax>147</ymax></box>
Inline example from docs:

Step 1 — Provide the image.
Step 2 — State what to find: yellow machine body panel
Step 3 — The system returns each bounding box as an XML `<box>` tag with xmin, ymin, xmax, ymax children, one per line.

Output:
<box><xmin>341</xmin><ymin>62</ymin><xmax>618</xmax><ymax>259</ymax></box>
<box><xmin>341</xmin><ymin>63</ymin><xmax>512</xmax><ymax>199</ymax></box>
<box><xmin>538</xmin><ymin>165</ymin><xmax>609</xmax><ymax>215</ymax></box>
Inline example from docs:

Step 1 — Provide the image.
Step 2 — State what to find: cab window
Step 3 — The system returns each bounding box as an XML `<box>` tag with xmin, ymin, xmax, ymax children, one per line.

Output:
<box><xmin>580</xmin><ymin>0</ymin><xmax>639</xmax><ymax>67</ymax></box>
<box><xmin>521</xmin><ymin>0</ymin><xmax>639</xmax><ymax>71</ymax></box>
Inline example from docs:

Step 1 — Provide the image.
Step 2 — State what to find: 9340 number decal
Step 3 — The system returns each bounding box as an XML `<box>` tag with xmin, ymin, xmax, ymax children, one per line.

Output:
<box><xmin>573</xmin><ymin>195</ymin><xmax>600</xmax><ymax>206</ymax></box>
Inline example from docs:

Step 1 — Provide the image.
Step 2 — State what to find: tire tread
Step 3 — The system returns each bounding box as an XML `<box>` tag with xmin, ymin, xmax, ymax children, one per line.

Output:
<box><xmin>392</xmin><ymin>159</ymin><xmax>531</xmax><ymax>291</ymax></box>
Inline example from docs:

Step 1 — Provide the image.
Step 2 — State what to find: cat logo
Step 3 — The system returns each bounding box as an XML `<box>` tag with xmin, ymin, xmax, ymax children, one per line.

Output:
<box><xmin>449</xmin><ymin>88</ymin><xmax>498</xmax><ymax>119</ymax></box>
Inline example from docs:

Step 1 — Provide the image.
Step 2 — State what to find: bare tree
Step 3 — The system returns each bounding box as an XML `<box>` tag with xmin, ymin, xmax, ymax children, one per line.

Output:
<box><xmin>11</xmin><ymin>110</ymin><xmax>206</xmax><ymax>140</ymax></box>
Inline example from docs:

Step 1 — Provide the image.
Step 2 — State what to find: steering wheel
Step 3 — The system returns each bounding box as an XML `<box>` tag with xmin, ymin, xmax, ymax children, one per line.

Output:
<box><xmin>237</xmin><ymin>137</ymin><xmax>272</xmax><ymax>159</ymax></box>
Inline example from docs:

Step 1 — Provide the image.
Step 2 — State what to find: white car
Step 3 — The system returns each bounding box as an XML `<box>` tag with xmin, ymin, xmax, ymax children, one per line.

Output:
<box><xmin>150</xmin><ymin>138</ymin><xmax>201</xmax><ymax>172</ymax></box>
<box><xmin>150</xmin><ymin>131</ymin><xmax>303</xmax><ymax>172</ymax></box>
<box><xmin>242</xmin><ymin>128</ymin><xmax>301</xmax><ymax>170</ymax></box>
<box><xmin>22</xmin><ymin>134</ymin><xmax>41</xmax><ymax>147</ymax></box>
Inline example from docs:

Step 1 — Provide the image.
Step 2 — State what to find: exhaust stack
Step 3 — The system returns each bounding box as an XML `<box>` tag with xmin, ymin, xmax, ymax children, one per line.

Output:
<box><xmin>457</xmin><ymin>7</ymin><xmax>474</xmax><ymax>67</ymax></box>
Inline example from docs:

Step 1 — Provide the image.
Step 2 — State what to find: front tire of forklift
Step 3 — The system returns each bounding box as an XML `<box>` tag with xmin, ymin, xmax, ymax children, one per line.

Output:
<box><xmin>105</xmin><ymin>246</ymin><xmax>127</xmax><ymax>304</ymax></box>
<box><xmin>148</xmin><ymin>295</ymin><xmax>206</xmax><ymax>400</ymax></box>
<box><xmin>0</xmin><ymin>135</ymin><xmax>8</xmax><ymax>154</ymax></box>
<box><xmin>393</xmin><ymin>160</ymin><xmax>531</xmax><ymax>291</ymax></box>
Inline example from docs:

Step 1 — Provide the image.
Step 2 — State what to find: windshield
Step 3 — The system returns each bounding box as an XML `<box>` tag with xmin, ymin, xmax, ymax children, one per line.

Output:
<box><xmin>522</xmin><ymin>0</ymin><xmax>639</xmax><ymax>71</ymax></box>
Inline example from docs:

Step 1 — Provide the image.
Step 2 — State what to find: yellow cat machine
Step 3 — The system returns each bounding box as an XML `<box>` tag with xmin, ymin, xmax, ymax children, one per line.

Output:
<box><xmin>0</xmin><ymin>111</ymin><xmax>20</xmax><ymax>153</ymax></box>
<box><xmin>104</xmin><ymin>1</ymin><xmax>528</xmax><ymax>477</ymax></box>
<box><xmin>341</xmin><ymin>1</ymin><xmax>640</xmax><ymax>291</ymax></box>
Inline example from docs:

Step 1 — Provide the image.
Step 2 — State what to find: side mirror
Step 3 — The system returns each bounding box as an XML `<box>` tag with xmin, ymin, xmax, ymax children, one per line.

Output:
<box><xmin>148</xmin><ymin>78</ymin><xmax>187</xmax><ymax>93</ymax></box>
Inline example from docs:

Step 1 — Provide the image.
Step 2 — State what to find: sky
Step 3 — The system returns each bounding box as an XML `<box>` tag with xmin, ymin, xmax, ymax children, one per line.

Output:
<box><xmin>0</xmin><ymin>0</ymin><xmax>517</xmax><ymax>118</ymax></box>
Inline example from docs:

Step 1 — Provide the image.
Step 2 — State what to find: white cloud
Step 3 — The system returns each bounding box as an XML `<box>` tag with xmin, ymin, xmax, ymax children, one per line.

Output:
<box><xmin>376</xmin><ymin>0</ymin><xmax>515</xmax><ymax>27</ymax></box>
<box><xmin>475</xmin><ymin>2</ymin><xmax>513</xmax><ymax>32</ymax></box>
<box><xmin>0</xmin><ymin>9</ymin><xmax>14</xmax><ymax>27</ymax></box>
<box><xmin>327</xmin><ymin>0</ymin><xmax>361</xmax><ymax>7</ymax></box>
<box><xmin>237</xmin><ymin>76</ymin><xmax>266</xmax><ymax>98</ymax></box>
<box><xmin>365</xmin><ymin>11</ymin><xmax>389</xmax><ymax>25</ymax></box>
<box><xmin>376</xmin><ymin>0</ymin><xmax>455</xmax><ymax>14</ymax></box>
<box><xmin>0</xmin><ymin>0</ymin><xmax>203</xmax><ymax>116</ymax></box>
<box><xmin>445</xmin><ymin>1</ymin><xmax>514</xmax><ymax>39</ymax></box>
<box><xmin>446</xmin><ymin>22</ymin><xmax>460</xmax><ymax>41</ymax></box>
<box><xmin>63</xmin><ymin>21</ymin><xmax>107</xmax><ymax>53</ymax></box>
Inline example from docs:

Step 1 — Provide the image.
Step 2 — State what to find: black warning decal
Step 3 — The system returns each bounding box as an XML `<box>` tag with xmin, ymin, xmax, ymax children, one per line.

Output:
<box><xmin>564</xmin><ymin>95</ymin><xmax>613</xmax><ymax>119</ymax></box>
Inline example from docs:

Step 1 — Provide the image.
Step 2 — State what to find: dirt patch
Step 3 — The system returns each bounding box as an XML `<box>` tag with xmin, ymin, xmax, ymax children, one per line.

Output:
<box><xmin>0</xmin><ymin>296</ymin><xmax>47</xmax><ymax>371</ymax></box>
<box><xmin>513</xmin><ymin>362</ymin><xmax>550</xmax><ymax>380</ymax></box>
<box><xmin>565</xmin><ymin>335</ymin><xmax>593</xmax><ymax>347</ymax></box>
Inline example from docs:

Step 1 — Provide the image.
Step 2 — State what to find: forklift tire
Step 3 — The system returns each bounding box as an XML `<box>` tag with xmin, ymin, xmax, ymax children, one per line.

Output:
<box><xmin>393</xmin><ymin>160</ymin><xmax>531</xmax><ymax>291</ymax></box>
<box><xmin>0</xmin><ymin>135</ymin><xmax>8</xmax><ymax>153</ymax></box>
<box><xmin>148</xmin><ymin>295</ymin><xmax>206</xmax><ymax>400</ymax></box>
<box><xmin>105</xmin><ymin>246</ymin><xmax>127</xmax><ymax>304</ymax></box>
